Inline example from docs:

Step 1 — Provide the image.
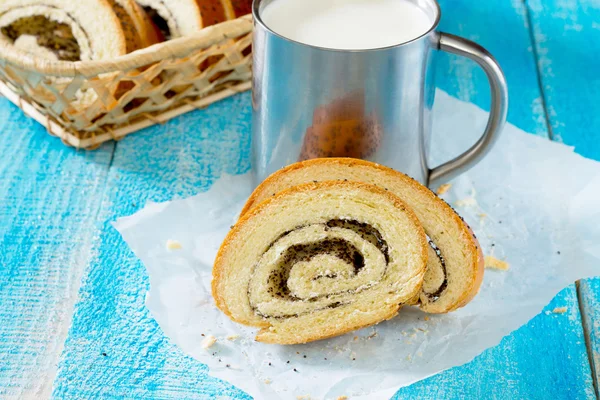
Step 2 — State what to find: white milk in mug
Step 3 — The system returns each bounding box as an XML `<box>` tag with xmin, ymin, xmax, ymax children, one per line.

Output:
<box><xmin>260</xmin><ymin>0</ymin><xmax>434</xmax><ymax>50</ymax></box>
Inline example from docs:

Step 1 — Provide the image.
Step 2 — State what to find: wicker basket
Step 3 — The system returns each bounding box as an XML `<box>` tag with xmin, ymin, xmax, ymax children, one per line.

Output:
<box><xmin>0</xmin><ymin>15</ymin><xmax>253</xmax><ymax>149</ymax></box>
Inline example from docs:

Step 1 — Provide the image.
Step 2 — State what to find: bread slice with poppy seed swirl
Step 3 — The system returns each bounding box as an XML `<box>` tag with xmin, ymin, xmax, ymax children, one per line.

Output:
<box><xmin>0</xmin><ymin>0</ymin><xmax>127</xmax><ymax>61</ymax></box>
<box><xmin>111</xmin><ymin>0</ymin><xmax>162</xmax><ymax>50</ymax></box>
<box><xmin>135</xmin><ymin>0</ymin><xmax>234</xmax><ymax>40</ymax></box>
<box><xmin>213</xmin><ymin>181</ymin><xmax>428</xmax><ymax>344</ymax></box>
<box><xmin>134</xmin><ymin>0</ymin><xmax>202</xmax><ymax>39</ymax></box>
<box><xmin>240</xmin><ymin>158</ymin><xmax>484</xmax><ymax>314</ymax></box>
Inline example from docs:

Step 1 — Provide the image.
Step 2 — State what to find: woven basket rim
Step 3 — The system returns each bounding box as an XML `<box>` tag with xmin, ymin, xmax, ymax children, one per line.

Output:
<box><xmin>0</xmin><ymin>14</ymin><xmax>252</xmax><ymax>78</ymax></box>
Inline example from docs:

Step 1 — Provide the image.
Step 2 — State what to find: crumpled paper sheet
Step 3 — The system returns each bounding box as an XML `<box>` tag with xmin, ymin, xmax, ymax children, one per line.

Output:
<box><xmin>114</xmin><ymin>90</ymin><xmax>600</xmax><ymax>399</ymax></box>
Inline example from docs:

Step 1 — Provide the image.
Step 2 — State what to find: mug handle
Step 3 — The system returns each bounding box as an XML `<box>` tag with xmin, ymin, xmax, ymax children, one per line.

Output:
<box><xmin>428</xmin><ymin>33</ymin><xmax>509</xmax><ymax>188</ymax></box>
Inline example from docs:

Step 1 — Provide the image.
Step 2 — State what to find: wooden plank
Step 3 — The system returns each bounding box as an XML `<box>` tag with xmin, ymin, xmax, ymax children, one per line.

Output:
<box><xmin>435</xmin><ymin>0</ymin><xmax>549</xmax><ymax>138</ymax></box>
<box><xmin>51</xmin><ymin>94</ymin><xmax>253</xmax><ymax>399</ymax></box>
<box><xmin>0</xmin><ymin>98</ymin><xmax>114</xmax><ymax>398</ymax></box>
<box><xmin>526</xmin><ymin>0</ymin><xmax>600</xmax><ymax>158</ymax></box>
<box><xmin>579</xmin><ymin>279</ymin><xmax>600</xmax><ymax>391</ymax></box>
<box><xmin>394</xmin><ymin>287</ymin><xmax>595</xmax><ymax>399</ymax></box>
<box><xmin>526</xmin><ymin>0</ymin><xmax>600</xmax><ymax>394</ymax></box>
<box><xmin>403</xmin><ymin>2</ymin><xmax>595</xmax><ymax>398</ymax></box>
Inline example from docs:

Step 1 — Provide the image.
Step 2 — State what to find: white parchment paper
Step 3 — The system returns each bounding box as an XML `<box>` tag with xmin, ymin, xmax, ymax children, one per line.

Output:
<box><xmin>114</xmin><ymin>91</ymin><xmax>600</xmax><ymax>399</ymax></box>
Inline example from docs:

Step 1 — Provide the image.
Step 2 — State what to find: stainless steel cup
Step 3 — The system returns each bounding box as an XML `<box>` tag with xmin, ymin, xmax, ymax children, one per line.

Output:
<box><xmin>251</xmin><ymin>0</ymin><xmax>508</xmax><ymax>187</ymax></box>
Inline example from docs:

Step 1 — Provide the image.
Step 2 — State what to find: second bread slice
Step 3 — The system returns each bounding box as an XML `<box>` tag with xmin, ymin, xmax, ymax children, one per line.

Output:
<box><xmin>241</xmin><ymin>158</ymin><xmax>484</xmax><ymax>313</ymax></box>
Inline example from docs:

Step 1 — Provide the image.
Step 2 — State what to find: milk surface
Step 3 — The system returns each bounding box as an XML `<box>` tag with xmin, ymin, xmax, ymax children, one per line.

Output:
<box><xmin>261</xmin><ymin>0</ymin><xmax>434</xmax><ymax>50</ymax></box>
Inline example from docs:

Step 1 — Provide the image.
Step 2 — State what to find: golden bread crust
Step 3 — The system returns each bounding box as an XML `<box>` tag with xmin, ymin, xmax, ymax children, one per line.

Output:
<box><xmin>256</xmin><ymin>303</ymin><xmax>400</xmax><ymax>344</ymax></box>
<box><xmin>229</xmin><ymin>0</ymin><xmax>252</xmax><ymax>16</ymax></box>
<box><xmin>195</xmin><ymin>0</ymin><xmax>233</xmax><ymax>26</ymax></box>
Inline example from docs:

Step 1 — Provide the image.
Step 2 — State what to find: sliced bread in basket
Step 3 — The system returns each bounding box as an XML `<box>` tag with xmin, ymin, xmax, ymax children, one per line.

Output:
<box><xmin>0</xmin><ymin>0</ymin><xmax>127</xmax><ymax>61</ymax></box>
<box><xmin>135</xmin><ymin>0</ymin><xmax>234</xmax><ymax>39</ymax></box>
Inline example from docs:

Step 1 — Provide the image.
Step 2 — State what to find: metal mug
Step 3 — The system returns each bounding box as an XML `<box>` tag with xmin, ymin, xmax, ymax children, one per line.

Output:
<box><xmin>251</xmin><ymin>0</ymin><xmax>508</xmax><ymax>187</ymax></box>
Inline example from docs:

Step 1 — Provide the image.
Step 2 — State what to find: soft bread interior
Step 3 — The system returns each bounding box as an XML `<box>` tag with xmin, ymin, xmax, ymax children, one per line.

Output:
<box><xmin>213</xmin><ymin>181</ymin><xmax>427</xmax><ymax>344</ymax></box>
<box><xmin>240</xmin><ymin>158</ymin><xmax>484</xmax><ymax>314</ymax></box>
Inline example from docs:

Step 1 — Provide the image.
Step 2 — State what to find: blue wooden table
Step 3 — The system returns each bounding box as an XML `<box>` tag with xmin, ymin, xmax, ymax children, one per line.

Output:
<box><xmin>1</xmin><ymin>1</ymin><xmax>599</xmax><ymax>398</ymax></box>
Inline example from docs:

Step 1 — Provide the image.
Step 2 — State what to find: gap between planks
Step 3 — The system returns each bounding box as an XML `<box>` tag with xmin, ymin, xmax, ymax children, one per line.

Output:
<box><xmin>577</xmin><ymin>280</ymin><xmax>600</xmax><ymax>398</ymax></box>
<box><xmin>522</xmin><ymin>0</ymin><xmax>555</xmax><ymax>141</ymax></box>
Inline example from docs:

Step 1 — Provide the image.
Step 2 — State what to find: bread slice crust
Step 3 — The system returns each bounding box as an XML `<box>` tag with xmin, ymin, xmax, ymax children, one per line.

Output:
<box><xmin>229</xmin><ymin>0</ymin><xmax>251</xmax><ymax>17</ymax></box>
<box><xmin>196</xmin><ymin>0</ymin><xmax>234</xmax><ymax>25</ymax></box>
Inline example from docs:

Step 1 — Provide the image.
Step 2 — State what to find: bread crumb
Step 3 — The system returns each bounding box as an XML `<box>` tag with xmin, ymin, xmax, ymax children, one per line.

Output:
<box><xmin>406</xmin><ymin>355</ymin><xmax>412</xmax><ymax>361</ymax></box>
<box><xmin>201</xmin><ymin>335</ymin><xmax>217</xmax><ymax>349</ymax></box>
<box><xmin>297</xmin><ymin>396</ymin><xmax>311</xmax><ymax>400</ymax></box>
<box><xmin>166</xmin><ymin>239</ymin><xmax>182</xmax><ymax>250</ymax></box>
<box><xmin>454</xmin><ymin>197</ymin><xmax>477</xmax><ymax>207</ymax></box>
<box><xmin>436</xmin><ymin>183</ymin><xmax>452</xmax><ymax>195</ymax></box>
<box><xmin>484</xmin><ymin>256</ymin><xmax>510</xmax><ymax>270</ymax></box>
<box><xmin>353</xmin><ymin>336</ymin><xmax>358</xmax><ymax>341</ymax></box>
<box><xmin>424</xmin><ymin>316</ymin><xmax>430</xmax><ymax>321</ymax></box>
<box><xmin>226</xmin><ymin>335</ymin><xmax>240</xmax><ymax>341</ymax></box>
<box><xmin>410</xmin><ymin>333</ymin><xmax>417</xmax><ymax>338</ymax></box>
<box><xmin>478</xmin><ymin>213</ymin><xmax>487</xmax><ymax>219</ymax></box>
<box><xmin>552</xmin><ymin>307</ymin><xmax>567</xmax><ymax>314</ymax></box>
<box><xmin>264</xmin><ymin>379</ymin><xmax>271</xmax><ymax>384</ymax></box>
<box><xmin>337</xmin><ymin>396</ymin><xmax>348</xmax><ymax>400</ymax></box>
<box><xmin>367</xmin><ymin>331</ymin><xmax>378</xmax><ymax>339</ymax></box>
